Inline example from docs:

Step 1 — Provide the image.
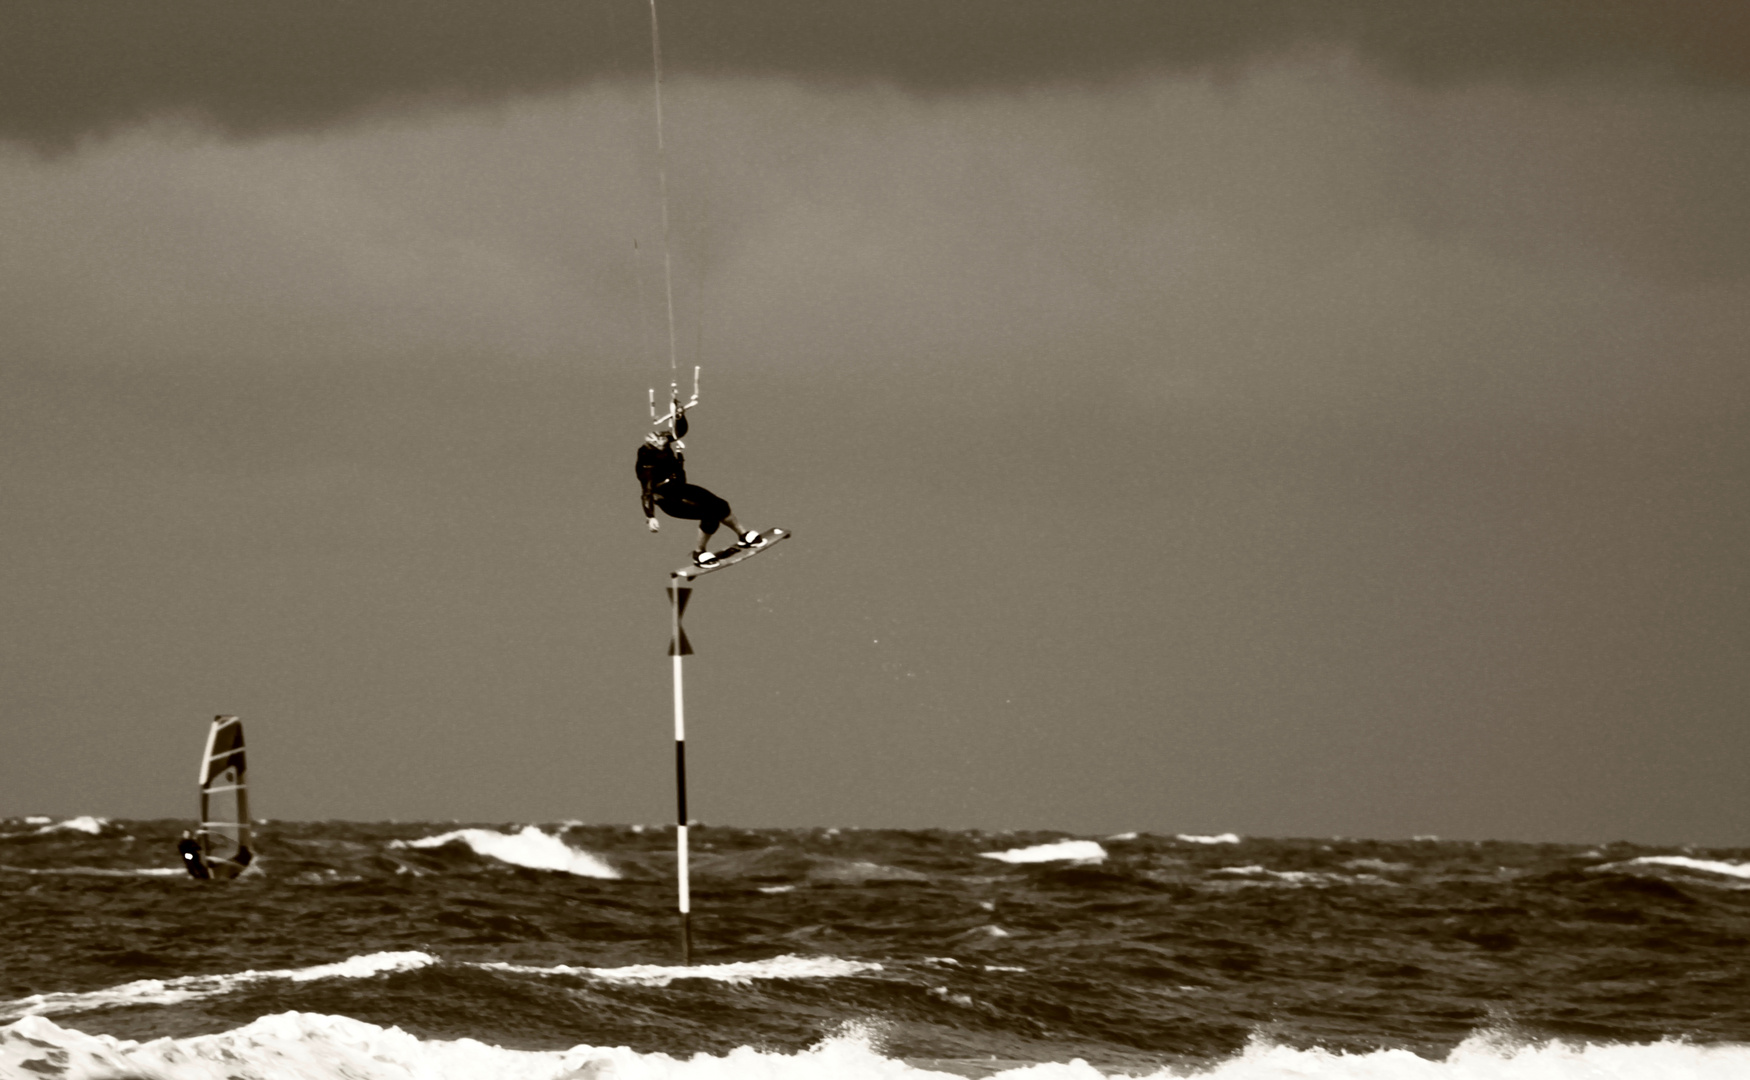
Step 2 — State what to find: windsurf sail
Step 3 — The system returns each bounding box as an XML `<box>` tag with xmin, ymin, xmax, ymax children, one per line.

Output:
<box><xmin>192</xmin><ymin>715</ymin><xmax>252</xmax><ymax>878</ymax></box>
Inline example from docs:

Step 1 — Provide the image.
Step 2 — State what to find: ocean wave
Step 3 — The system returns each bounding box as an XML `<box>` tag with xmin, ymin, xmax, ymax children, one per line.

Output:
<box><xmin>0</xmin><ymin>817</ymin><xmax>111</xmax><ymax>841</ymax></box>
<box><xmin>474</xmin><ymin>953</ymin><xmax>883</xmax><ymax>988</ymax></box>
<box><xmin>1210</xmin><ymin>865</ymin><xmax>1387</xmax><ymax>888</ymax></box>
<box><xmin>1613</xmin><ymin>856</ymin><xmax>1750</xmax><ymax>881</ymax></box>
<box><xmin>35</xmin><ymin>816</ymin><xmax>108</xmax><ymax>835</ymax></box>
<box><xmin>390</xmin><ymin>825</ymin><xmax>620</xmax><ymax>878</ymax></box>
<box><xmin>0</xmin><ymin>951</ymin><xmax>437</xmax><ymax>1022</ymax></box>
<box><xmin>1177</xmin><ymin>833</ymin><xmax>1241</xmax><ymax>845</ymax></box>
<box><xmin>1197</xmin><ymin>1030</ymin><xmax>1750</xmax><ymax>1079</ymax></box>
<box><xmin>5</xmin><ymin>1013</ymin><xmax>1749</xmax><ymax>1080</ymax></box>
<box><xmin>689</xmin><ymin>846</ymin><xmax>929</xmax><ymax>885</ymax></box>
<box><xmin>5</xmin><ymin>824</ymin><xmax>1748</xmax><ymax>1065</ymax></box>
<box><xmin>980</xmin><ymin>840</ymin><xmax>1106</xmax><ymax>864</ymax></box>
<box><xmin>0</xmin><ymin>865</ymin><xmax>181</xmax><ymax>877</ymax></box>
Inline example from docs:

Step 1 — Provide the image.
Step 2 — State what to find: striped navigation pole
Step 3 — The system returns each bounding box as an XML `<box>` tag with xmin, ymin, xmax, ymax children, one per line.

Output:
<box><xmin>658</xmin><ymin>534</ymin><xmax>789</xmax><ymax>963</ymax></box>
<box><xmin>667</xmin><ymin>574</ymin><xmax>694</xmax><ymax>964</ymax></box>
<box><xmin>648</xmin><ymin>0</ymin><xmax>693</xmax><ymax>966</ymax></box>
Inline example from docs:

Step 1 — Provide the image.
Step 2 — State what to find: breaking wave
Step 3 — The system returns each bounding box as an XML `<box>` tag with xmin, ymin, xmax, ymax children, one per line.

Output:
<box><xmin>35</xmin><ymin>817</ymin><xmax>108</xmax><ymax>835</ymax></box>
<box><xmin>3</xmin><ymin>1014</ymin><xmax>1746</xmax><ymax>1080</ymax></box>
<box><xmin>390</xmin><ymin>825</ymin><xmax>620</xmax><ymax>878</ymax></box>
<box><xmin>980</xmin><ymin>840</ymin><xmax>1107</xmax><ymax>864</ymax></box>
<box><xmin>475</xmin><ymin>954</ymin><xmax>883</xmax><ymax>988</ymax></box>
<box><xmin>0</xmin><ymin>952</ymin><xmax>437</xmax><ymax>1022</ymax></box>
<box><xmin>1614</xmin><ymin>855</ymin><xmax>1750</xmax><ymax>882</ymax></box>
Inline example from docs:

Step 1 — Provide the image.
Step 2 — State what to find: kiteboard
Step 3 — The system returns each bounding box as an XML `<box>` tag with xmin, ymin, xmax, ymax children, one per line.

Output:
<box><xmin>673</xmin><ymin>527</ymin><xmax>790</xmax><ymax>580</ymax></box>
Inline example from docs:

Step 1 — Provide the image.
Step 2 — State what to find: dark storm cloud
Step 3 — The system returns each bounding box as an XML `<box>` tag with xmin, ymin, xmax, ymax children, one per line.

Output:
<box><xmin>4</xmin><ymin>0</ymin><xmax>1747</xmax><ymax>150</ymax></box>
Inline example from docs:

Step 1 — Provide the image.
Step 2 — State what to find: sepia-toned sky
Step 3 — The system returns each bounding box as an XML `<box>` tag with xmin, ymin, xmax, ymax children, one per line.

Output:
<box><xmin>3</xmin><ymin>1</ymin><xmax>1746</xmax><ymax>843</ymax></box>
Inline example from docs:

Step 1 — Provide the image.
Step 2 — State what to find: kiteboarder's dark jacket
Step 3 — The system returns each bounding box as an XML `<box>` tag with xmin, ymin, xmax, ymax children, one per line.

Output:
<box><xmin>638</xmin><ymin>418</ymin><xmax>689</xmax><ymax>519</ymax></box>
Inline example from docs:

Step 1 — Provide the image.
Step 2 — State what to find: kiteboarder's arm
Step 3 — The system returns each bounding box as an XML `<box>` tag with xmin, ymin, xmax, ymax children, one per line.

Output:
<box><xmin>637</xmin><ymin>448</ymin><xmax>659</xmax><ymax>527</ymax></box>
<box><xmin>637</xmin><ymin>437</ymin><xmax>687</xmax><ymax>531</ymax></box>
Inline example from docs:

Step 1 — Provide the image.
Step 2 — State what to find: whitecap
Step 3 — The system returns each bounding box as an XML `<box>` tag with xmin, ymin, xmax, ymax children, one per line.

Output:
<box><xmin>35</xmin><ymin>816</ymin><xmax>107</xmax><ymax>835</ymax></box>
<box><xmin>1176</xmin><ymin>832</ymin><xmax>1241</xmax><ymax>844</ymax></box>
<box><xmin>1343</xmin><ymin>858</ymin><xmax>1410</xmax><ymax>873</ymax></box>
<box><xmin>0</xmin><ymin>951</ymin><xmax>437</xmax><ymax>1022</ymax></box>
<box><xmin>1612</xmin><ymin>855</ymin><xmax>1750</xmax><ymax>881</ymax></box>
<box><xmin>1213</xmin><ymin>865</ymin><xmax>1322</xmax><ymax>884</ymax></box>
<box><xmin>1198</xmin><ymin>1028</ymin><xmax>1750</xmax><ymax>1080</ymax></box>
<box><xmin>0</xmin><ymin>866</ymin><xmax>182</xmax><ymax>878</ymax></box>
<box><xmin>391</xmin><ymin>825</ymin><xmax>620</xmax><ymax>879</ymax></box>
<box><xmin>1210</xmin><ymin>865</ymin><xmax>1373</xmax><ymax>887</ymax></box>
<box><xmin>474</xmin><ymin>953</ymin><xmax>881</xmax><ymax>988</ymax></box>
<box><xmin>14</xmin><ymin>1012</ymin><xmax>1740</xmax><ymax>1080</ymax></box>
<box><xmin>979</xmin><ymin>840</ymin><xmax>1106</xmax><ymax>864</ymax></box>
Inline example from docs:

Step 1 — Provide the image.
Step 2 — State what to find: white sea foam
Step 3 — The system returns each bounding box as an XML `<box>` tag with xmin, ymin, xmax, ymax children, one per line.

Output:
<box><xmin>1345</xmin><ymin>858</ymin><xmax>1411</xmax><ymax>873</ymax></box>
<box><xmin>0</xmin><ymin>865</ymin><xmax>181</xmax><ymax>877</ymax></box>
<box><xmin>0</xmin><ymin>951</ymin><xmax>437</xmax><ymax>1022</ymax></box>
<box><xmin>34</xmin><ymin>816</ymin><xmax>107</xmax><ymax>835</ymax></box>
<box><xmin>1177</xmin><ymin>832</ymin><xmax>1241</xmax><ymax>844</ymax></box>
<box><xmin>391</xmin><ymin>825</ymin><xmax>620</xmax><ymax>878</ymax></box>
<box><xmin>21</xmin><ymin>816</ymin><xmax>51</xmax><ymax>825</ymax></box>
<box><xmin>1215</xmin><ymin>864</ymin><xmax>1311</xmax><ymax>881</ymax></box>
<box><xmin>5</xmin><ymin>1013</ymin><xmax>1748</xmax><ymax>1080</ymax></box>
<box><xmin>1195</xmin><ymin>1031</ymin><xmax>1750</xmax><ymax>1079</ymax></box>
<box><xmin>475</xmin><ymin>953</ymin><xmax>881</xmax><ymax>988</ymax></box>
<box><xmin>1211</xmin><ymin>865</ymin><xmax>1384</xmax><ymax>888</ymax></box>
<box><xmin>1613</xmin><ymin>856</ymin><xmax>1750</xmax><ymax>881</ymax></box>
<box><xmin>980</xmin><ymin>840</ymin><xmax>1107</xmax><ymax>864</ymax></box>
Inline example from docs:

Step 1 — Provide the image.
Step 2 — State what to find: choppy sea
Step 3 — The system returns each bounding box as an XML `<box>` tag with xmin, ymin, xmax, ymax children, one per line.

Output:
<box><xmin>2</xmin><ymin>818</ymin><xmax>1747</xmax><ymax>1079</ymax></box>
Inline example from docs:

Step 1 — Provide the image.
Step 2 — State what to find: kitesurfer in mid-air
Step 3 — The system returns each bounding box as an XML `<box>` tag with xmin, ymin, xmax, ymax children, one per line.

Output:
<box><xmin>638</xmin><ymin>410</ymin><xmax>761</xmax><ymax>567</ymax></box>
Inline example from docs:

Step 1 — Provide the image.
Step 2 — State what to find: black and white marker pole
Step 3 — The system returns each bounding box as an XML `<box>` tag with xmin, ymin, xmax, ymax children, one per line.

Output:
<box><xmin>667</xmin><ymin>578</ymin><xmax>693</xmax><ymax>965</ymax></box>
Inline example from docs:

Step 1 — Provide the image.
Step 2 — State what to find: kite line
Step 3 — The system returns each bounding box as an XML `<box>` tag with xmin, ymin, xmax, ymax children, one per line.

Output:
<box><xmin>648</xmin><ymin>0</ymin><xmax>691</xmax><ymax>966</ymax></box>
<box><xmin>638</xmin><ymin>0</ymin><xmax>790</xmax><ymax>968</ymax></box>
<box><xmin>648</xmin><ymin>0</ymin><xmax>680</xmax><ymax>381</ymax></box>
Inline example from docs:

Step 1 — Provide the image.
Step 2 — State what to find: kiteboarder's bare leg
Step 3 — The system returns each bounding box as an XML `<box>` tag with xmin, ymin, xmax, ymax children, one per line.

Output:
<box><xmin>693</xmin><ymin>512</ymin><xmax>739</xmax><ymax>555</ymax></box>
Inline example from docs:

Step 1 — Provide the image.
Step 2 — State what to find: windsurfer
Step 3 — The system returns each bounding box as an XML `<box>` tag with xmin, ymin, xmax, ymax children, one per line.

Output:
<box><xmin>178</xmin><ymin>831</ymin><xmax>210</xmax><ymax>880</ymax></box>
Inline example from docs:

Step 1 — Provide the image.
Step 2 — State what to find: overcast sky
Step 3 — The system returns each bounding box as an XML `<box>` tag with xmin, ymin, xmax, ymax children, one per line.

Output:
<box><xmin>3</xmin><ymin>1</ymin><xmax>1746</xmax><ymax>844</ymax></box>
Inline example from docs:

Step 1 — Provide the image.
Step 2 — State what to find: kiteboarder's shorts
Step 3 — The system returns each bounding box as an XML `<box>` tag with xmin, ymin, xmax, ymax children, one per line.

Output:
<box><xmin>654</xmin><ymin>484</ymin><xmax>731</xmax><ymax>535</ymax></box>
